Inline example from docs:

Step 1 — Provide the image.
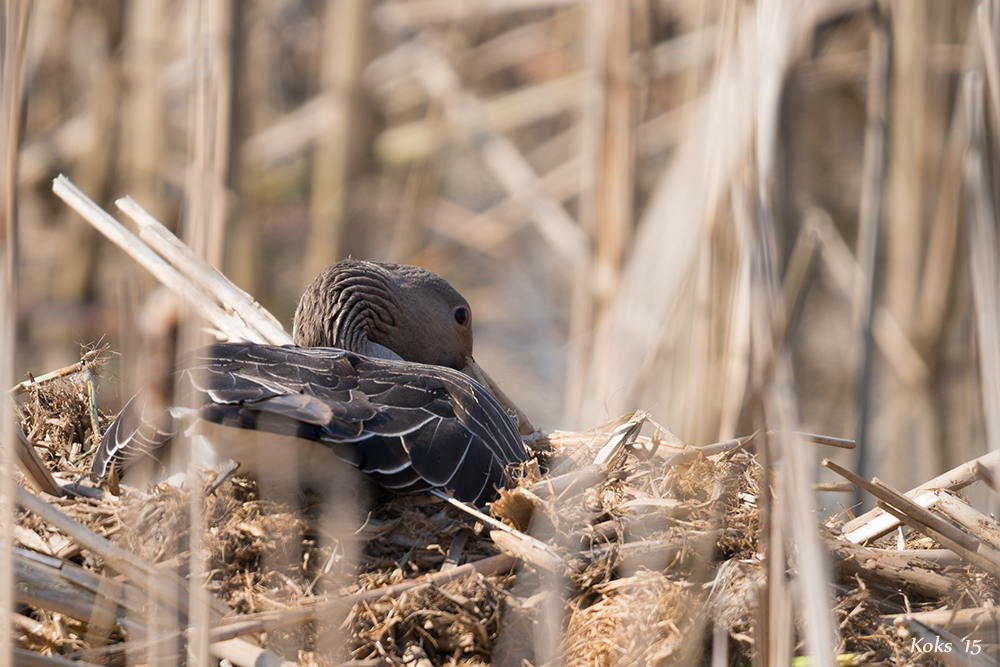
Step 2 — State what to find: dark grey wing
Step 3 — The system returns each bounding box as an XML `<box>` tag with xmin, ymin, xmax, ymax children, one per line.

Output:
<box><xmin>90</xmin><ymin>392</ymin><xmax>177</xmax><ymax>477</ymax></box>
<box><xmin>89</xmin><ymin>344</ymin><xmax>363</xmax><ymax>478</ymax></box>
<box><xmin>94</xmin><ymin>342</ymin><xmax>529</xmax><ymax>505</ymax></box>
<box><xmin>347</xmin><ymin>363</ymin><xmax>527</xmax><ymax>505</ymax></box>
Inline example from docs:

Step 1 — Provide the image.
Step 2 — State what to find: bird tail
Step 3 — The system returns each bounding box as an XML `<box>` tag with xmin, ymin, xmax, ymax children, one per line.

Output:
<box><xmin>90</xmin><ymin>390</ymin><xmax>177</xmax><ymax>478</ymax></box>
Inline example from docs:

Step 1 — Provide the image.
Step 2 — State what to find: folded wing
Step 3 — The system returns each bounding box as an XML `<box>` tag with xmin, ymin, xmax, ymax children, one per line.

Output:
<box><xmin>91</xmin><ymin>343</ymin><xmax>528</xmax><ymax>505</ymax></box>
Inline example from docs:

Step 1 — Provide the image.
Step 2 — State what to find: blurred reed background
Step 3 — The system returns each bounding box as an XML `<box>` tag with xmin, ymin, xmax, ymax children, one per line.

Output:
<box><xmin>3</xmin><ymin>0</ymin><xmax>996</xmax><ymax>508</ymax></box>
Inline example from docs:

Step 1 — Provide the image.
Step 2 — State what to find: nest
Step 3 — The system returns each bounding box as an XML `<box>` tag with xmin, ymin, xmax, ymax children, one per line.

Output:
<box><xmin>11</xmin><ymin>349</ymin><xmax>1000</xmax><ymax>667</ymax></box>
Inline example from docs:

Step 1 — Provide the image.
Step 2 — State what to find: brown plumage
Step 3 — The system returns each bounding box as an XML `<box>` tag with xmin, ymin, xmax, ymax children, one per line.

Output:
<box><xmin>92</xmin><ymin>260</ymin><xmax>530</xmax><ymax>506</ymax></box>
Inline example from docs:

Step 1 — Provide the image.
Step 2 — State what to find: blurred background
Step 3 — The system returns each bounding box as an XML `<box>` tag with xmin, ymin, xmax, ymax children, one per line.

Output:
<box><xmin>6</xmin><ymin>0</ymin><xmax>997</xmax><ymax>500</ymax></box>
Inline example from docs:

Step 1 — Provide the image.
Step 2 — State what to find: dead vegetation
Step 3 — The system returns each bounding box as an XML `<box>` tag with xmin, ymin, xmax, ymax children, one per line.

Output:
<box><xmin>11</xmin><ymin>351</ymin><xmax>1000</xmax><ymax>666</ymax></box>
<box><xmin>6</xmin><ymin>0</ymin><xmax>1000</xmax><ymax>665</ymax></box>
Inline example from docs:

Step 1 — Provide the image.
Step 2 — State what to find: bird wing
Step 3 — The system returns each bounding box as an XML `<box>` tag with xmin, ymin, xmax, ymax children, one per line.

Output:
<box><xmin>92</xmin><ymin>342</ymin><xmax>528</xmax><ymax>505</ymax></box>
<box><xmin>346</xmin><ymin>357</ymin><xmax>527</xmax><ymax>504</ymax></box>
<box><xmin>90</xmin><ymin>392</ymin><xmax>178</xmax><ymax>478</ymax></box>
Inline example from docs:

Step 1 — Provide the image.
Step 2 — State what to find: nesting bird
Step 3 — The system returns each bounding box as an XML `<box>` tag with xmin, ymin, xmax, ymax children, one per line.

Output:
<box><xmin>91</xmin><ymin>260</ymin><xmax>531</xmax><ymax>506</ymax></box>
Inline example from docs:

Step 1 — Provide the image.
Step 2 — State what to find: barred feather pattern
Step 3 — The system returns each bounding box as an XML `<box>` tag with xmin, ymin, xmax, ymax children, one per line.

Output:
<box><xmin>293</xmin><ymin>262</ymin><xmax>400</xmax><ymax>355</ymax></box>
<box><xmin>91</xmin><ymin>342</ymin><xmax>528</xmax><ymax>506</ymax></box>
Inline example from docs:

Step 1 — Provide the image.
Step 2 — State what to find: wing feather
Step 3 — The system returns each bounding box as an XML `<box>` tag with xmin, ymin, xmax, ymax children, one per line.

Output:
<box><xmin>92</xmin><ymin>342</ymin><xmax>528</xmax><ymax>505</ymax></box>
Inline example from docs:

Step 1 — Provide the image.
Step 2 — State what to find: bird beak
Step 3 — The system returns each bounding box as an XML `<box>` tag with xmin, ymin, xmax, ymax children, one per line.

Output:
<box><xmin>462</xmin><ymin>358</ymin><xmax>536</xmax><ymax>436</ymax></box>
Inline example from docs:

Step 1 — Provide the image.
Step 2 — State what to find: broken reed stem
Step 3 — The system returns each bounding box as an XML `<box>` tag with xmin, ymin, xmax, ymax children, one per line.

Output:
<box><xmin>9</xmin><ymin>348</ymin><xmax>104</xmax><ymax>395</ymax></box>
<box><xmin>52</xmin><ymin>175</ymin><xmax>257</xmax><ymax>342</ymax></box>
<box><xmin>824</xmin><ymin>459</ymin><xmax>1000</xmax><ymax>573</ymax></box>
<box><xmin>15</xmin><ymin>487</ymin><xmax>287</xmax><ymax>667</ymax></box>
<box><xmin>14</xmin><ymin>430</ymin><xmax>61</xmax><ymax>498</ymax></box>
<box><xmin>429</xmin><ymin>489</ymin><xmax>565</xmax><ymax>572</ymax></box>
<box><xmin>839</xmin><ymin>448</ymin><xmax>1000</xmax><ymax>537</ymax></box>
<box><xmin>15</xmin><ymin>486</ymin><xmax>193</xmax><ymax>615</ymax></box>
<box><xmin>53</xmin><ymin>175</ymin><xmax>292</xmax><ymax>347</ymax></box>
<box><xmin>885</xmin><ymin>605</ymin><xmax>1000</xmax><ymax>635</ymax></box>
<box><xmin>209</xmin><ymin>553</ymin><xmax>517</xmax><ymax>642</ymax></box>
<box><xmin>829</xmin><ymin>539</ymin><xmax>956</xmax><ymax>599</ymax></box>
<box><xmin>116</xmin><ymin>196</ymin><xmax>290</xmax><ymax>345</ymax></box>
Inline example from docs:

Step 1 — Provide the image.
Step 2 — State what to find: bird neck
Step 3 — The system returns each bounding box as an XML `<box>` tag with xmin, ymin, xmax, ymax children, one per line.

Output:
<box><xmin>317</xmin><ymin>269</ymin><xmax>403</xmax><ymax>355</ymax></box>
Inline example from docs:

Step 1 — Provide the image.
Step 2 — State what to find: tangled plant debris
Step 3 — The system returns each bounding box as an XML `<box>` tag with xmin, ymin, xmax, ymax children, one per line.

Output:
<box><xmin>10</xmin><ymin>348</ymin><xmax>1000</xmax><ymax>666</ymax></box>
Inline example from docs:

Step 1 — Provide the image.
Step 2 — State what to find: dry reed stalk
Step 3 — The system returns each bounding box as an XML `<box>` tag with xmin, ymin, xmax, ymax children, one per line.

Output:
<box><xmin>116</xmin><ymin>196</ymin><xmax>289</xmax><ymax>344</ymax></box>
<box><xmin>1</xmin><ymin>3</ymin><xmax>30</xmax><ymax>666</ymax></box>
<box><xmin>636</xmin><ymin>104</ymin><xmax>687</xmax><ymax>158</ymax></box>
<box><xmin>592</xmin><ymin>0</ymin><xmax>634</xmax><ymax>313</ymax></box>
<box><xmin>827</xmin><ymin>539</ymin><xmax>956</xmax><ymax>599</ymax></box>
<box><xmin>303</xmin><ymin>0</ymin><xmax>368</xmax><ymax>284</ymax></box>
<box><xmin>18</xmin><ymin>111</ymin><xmax>93</xmax><ymax>187</ymax></box>
<box><xmin>852</xmin><ymin>22</ymin><xmax>889</xmax><ymax>485</ymax></box>
<box><xmin>372</xmin><ymin>0</ymin><xmax>582</xmax><ymax>30</ymax></box>
<box><xmin>13</xmin><ymin>429</ymin><xmax>60</xmax><ymax>499</ymax></box>
<box><xmin>963</xmin><ymin>71</ymin><xmax>1000</xmax><ymax>496</ymax></box>
<box><xmin>0</xmin><ymin>2</ymin><xmax>62</xmax><ymax>500</ymax></box>
<box><xmin>716</xmin><ymin>208</ymin><xmax>821</xmax><ymax>439</ymax></box>
<box><xmin>829</xmin><ymin>461</ymin><xmax>1000</xmax><ymax>576</ymax></box>
<box><xmin>52</xmin><ymin>175</ymin><xmax>262</xmax><ymax>343</ymax></box>
<box><xmin>14</xmin><ymin>549</ymin><xmax>135</xmax><ymax>633</ymax></box>
<box><xmin>748</xmin><ymin>223</ymin><xmax>816</xmax><ymax>665</ymax></box>
<box><xmin>561</xmin><ymin>0</ymin><xmax>600</xmax><ymax>429</ymax></box>
<box><xmin>924</xmin><ymin>489</ymin><xmax>1000</xmax><ymax>549</ymax></box>
<box><xmin>880</xmin><ymin>0</ymin><xmax>944</xmax><ymax>496</ymax></box>
<box><xmin>427</xmin><ymin>157</ymin><xmax>583</xmax><ymax>253</ymax></box>
<box><xmin>185</xmin><ymin>0</ymin><xmax>233</xmax><ymax>269</ymax></box>
<box><xmin>120</xmin><ymin>0</ymin><xmax>169</xmax><ymax>222</ymax></box>
<box><xmin>374</xmin><ymin>71</ymin><xmax>588</xmax><ymax>166</ymax></box>
<box><xmin>0</xmin><ymin>156</ymin><xmax>12</xmax><ymax>667</ymax></box>
<box><xmin>647</xmin><ymin>24</ymin><xmax>721</xmax><ymax>79</ymax></box>
<box><xmin>462</xmin><ymin>18</ymin><xmax>562</xmax><ymax>82</ymax></box>
<box><xmin>753</xmin><ymin>1</ymin><xmax>851</xmax><ymax>662</ymax></box>
<box><xmin>240</xmin><ymin>94</ymin><xmax>334</xmax><ymax>168</ymax></box>
<box><xmin>978</xmin><ymin>1</ymin><xmax>1000</xmax><ymax>147</ymax></box>
<box><xmin>838</xmin><ymin>448</ymin><xmax>1000</xmax><ymax>540</ymax></box>
<box><xmin>186</xmin><ymin>5</ymin><xmax>234</xmax><ymax>658</ymax></box>
<box><xmin>14</xmin><ymin>649</ymin><xmax>106</xmax><ymax>667</ymax></box>
<box><xmin>51</xmin><ymin>17</ymin><xmax>117</xmax><ymax>305</ymax></box>
<box><xmin>885</xmin><ymin>606</ymin><xmax>1000</xmax><ymax>636</ymax></box>
<box><xmin>373</xmin><ymin>22</ymin><xmax>589</xmax><ymax>266</ymax></box>
<box><xmin>368</xmin><ymin>18</ymin><xmax>564</xmax><ymax>112</ymax></box>
<box><xmin>806</xmin><ymin>211</ymin><xmax>931</xmax><ymax>388</ymax></box>
<box><xmin>887</xmin><ymin>1</ymin><xmax>927</xmax><ymax>335</ymax></box>
<box><xmin>571</xmin><ymin>1</ymin><xmax>872</xmax><ymax>427</ymax></box>
<box><xmin>914</xmin><ymin>16</ymin><xmax>981</xmax><ymax>354</ymax></box>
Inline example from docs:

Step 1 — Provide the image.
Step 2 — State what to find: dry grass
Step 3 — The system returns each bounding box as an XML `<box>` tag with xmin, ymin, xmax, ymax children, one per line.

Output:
<box><xmin>14</xmin><ymin>352</ymin><xmax>1000</xmax><ymax>666</ymax></box>
<box><xmin>7</xmin><ymin>0</ymin><xmax>1000</xmax><ymax>665</ymax></box>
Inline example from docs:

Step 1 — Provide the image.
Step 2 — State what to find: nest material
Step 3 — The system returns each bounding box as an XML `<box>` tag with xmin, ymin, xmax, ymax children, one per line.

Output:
<box><xmin>350</xmin><ymin>574</ymin><xmax>505</xmax><ymax>664</ymax></box>
<box><xmin>563</xmin><ymin>569</ymin><xmax>703</xmax><ymax>667</ymax></box>
<box><xmin>12</xmin><ymin>350</ymin><xmax>1000</xmax><ymax>667</ymax></box>
<box><xmin>16</xmin><ymin>347</ymin><xmax>114</xmax><ymax>479</ymax></box>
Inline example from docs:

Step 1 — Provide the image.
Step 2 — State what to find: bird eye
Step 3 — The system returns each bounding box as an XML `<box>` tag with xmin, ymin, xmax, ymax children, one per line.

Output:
<box><xmin>453</xmin><ymin>305</ymin><xmax>471</xmax><ymax>328</ymax></box>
